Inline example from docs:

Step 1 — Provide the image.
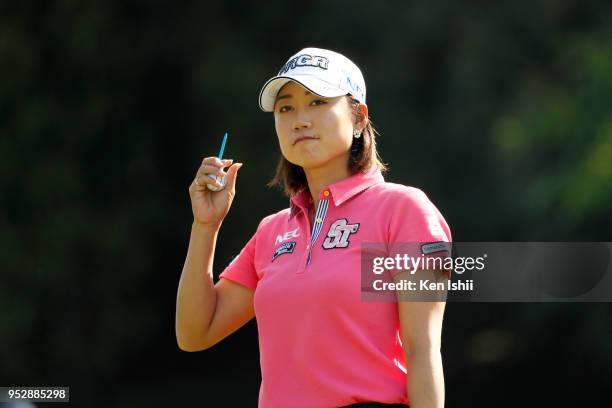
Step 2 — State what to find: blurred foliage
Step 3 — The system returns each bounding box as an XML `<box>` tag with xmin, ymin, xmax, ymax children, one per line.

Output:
<box><xmin>492</xmin><ymin>29</ymin><xmax>612</xmax><ymax>238</ymax></box>
<box><xmin>1</xmin><ymin>0</ymin><xmax>611</xmax><ymax>406</ymax></box>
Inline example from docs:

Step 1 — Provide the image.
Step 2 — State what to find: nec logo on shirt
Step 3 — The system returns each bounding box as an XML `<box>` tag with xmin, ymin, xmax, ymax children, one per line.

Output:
<box><xmin>276</xmin><ymin>227</ymin><xmax>300</xmax><ymax>244</ymax></box>
<box><xmin>323</xmin><ymin>219</ymin><xmax>359</xmax><ymax>249</ymax></box>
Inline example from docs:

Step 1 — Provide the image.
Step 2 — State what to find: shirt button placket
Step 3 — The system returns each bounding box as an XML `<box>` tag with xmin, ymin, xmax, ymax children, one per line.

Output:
<box><xmin>296</xmin><ymin>209</ymin><xmax>310</xmax><ymax>275</ymax></box>
<box><xmin>304</xmin><ymin>190</ymin><xmax>331</xmax><ymax>267</ymax></box>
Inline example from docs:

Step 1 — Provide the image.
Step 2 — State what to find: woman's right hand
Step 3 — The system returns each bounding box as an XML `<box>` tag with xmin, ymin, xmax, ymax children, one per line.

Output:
<box><xmin>189</xmin><ymin>157</ymin><xmax>243</xmax><ymax>227</ymax></box>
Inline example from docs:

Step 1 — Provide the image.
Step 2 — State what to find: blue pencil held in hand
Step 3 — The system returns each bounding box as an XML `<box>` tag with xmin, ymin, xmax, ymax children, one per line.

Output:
<box><xmin>207</xmin><ymin>132</ymin><xmax>229</xmax><ymax>192</ymax></box>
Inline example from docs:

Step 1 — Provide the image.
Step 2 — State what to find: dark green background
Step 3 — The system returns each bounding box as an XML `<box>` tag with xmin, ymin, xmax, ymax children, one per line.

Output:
<box><xmin>1</xmin><ymin>1</ymin><xmax>611</xmax><ymax>406</ymax></box>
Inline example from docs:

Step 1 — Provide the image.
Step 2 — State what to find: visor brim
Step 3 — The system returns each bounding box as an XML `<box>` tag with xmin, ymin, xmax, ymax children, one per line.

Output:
<box><xmin>258</xmin><ymin>75</ymin><xmax>346</xmax><ymax>112</ymax></box>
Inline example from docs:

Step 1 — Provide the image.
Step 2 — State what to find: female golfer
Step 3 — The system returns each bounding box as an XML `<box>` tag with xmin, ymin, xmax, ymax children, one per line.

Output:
<box><xmin>176</xmin><ymin>47</ymin><xmax>451</xmax><ymax>408</ymax></box>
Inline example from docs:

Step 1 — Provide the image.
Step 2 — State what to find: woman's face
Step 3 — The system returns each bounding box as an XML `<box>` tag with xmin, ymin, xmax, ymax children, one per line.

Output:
<box><xmin>273</xmin><ymin>81</ymin><xmax>355</xmax><ymax>172</ymax></box>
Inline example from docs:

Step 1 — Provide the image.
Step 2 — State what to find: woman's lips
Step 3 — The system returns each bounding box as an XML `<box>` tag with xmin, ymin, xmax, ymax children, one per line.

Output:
<box><xmin>294</xmin><ymin>136</ymin><xmax>318</xmax><ymax>145</ymax></box>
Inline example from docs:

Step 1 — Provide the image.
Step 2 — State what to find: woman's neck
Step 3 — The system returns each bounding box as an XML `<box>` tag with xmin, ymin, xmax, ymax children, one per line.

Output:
<box><xmin>304</xmin><ymin>162</ymin><xmax>351</xmax><ymax>210</ymax></box>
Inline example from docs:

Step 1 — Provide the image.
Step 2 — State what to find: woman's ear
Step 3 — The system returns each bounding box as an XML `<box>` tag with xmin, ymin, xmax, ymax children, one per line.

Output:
<box><xmin>356</xmin><ymin>103</ymin><xmax>369</xmax><ymax>131</ymax></box>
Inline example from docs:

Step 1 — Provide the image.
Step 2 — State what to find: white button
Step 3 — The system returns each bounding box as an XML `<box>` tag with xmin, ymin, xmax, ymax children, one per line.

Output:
<box><xmin>316</xmin><ymin>218</ymin><xmax>323</xmax><ymax>223</ymax></box>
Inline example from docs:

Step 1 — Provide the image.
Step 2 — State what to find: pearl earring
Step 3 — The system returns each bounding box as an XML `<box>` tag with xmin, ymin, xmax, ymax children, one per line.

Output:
<box><xmin>353</xmin><ymin>130</ymin><xmax>362</xmax><ymax>139</ymax></box>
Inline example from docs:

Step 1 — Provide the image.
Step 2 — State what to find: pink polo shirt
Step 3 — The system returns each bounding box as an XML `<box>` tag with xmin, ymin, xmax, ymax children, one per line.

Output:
<box><xmin>219</xmin><ymin>167</ymin><xmax>451</xmax><ymax>408</ymax></box>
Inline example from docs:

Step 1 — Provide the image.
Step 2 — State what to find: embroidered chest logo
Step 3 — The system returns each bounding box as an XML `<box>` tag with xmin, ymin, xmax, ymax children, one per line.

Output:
<box><xmin>272</xmin><ymin>242</ymin><xmax>296</xmax><ymax>262</ymax></box>
<box><xmin>322</xmin><ymin>219</ymin><xmax>360</xmax><ymax>249</ymax></box>
<box><xmin>276</xmin><ymin>227</ymin><xmax>300</xmax><ymax>244</ymax></box>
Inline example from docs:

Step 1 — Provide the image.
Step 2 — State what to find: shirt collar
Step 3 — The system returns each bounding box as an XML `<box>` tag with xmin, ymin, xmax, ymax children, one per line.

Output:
<box><xmin>289</xmin><ymin>167</ymin><xmax>385</xmax><ymax>219</ymax></box>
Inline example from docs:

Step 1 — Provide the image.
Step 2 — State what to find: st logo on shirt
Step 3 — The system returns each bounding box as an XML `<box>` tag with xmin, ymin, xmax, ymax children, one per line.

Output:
<box><xmin>323</xmin><ymin>218</ymin><xmax>360</xmax><ymax>249</ymax></box>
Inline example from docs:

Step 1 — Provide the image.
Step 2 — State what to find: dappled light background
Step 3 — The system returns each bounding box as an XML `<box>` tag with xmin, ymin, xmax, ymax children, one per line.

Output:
<box><xmin>1</xmin><ymin>1</ymin><xmax>611</xmax><ymax>406</ymax></box>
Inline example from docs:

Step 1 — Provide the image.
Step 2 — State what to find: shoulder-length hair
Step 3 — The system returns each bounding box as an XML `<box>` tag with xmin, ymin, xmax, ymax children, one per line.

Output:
<box><xmin>267</xmin><ymin>96</ymin><xmax>387</xmax><ymax>196</ymax></box>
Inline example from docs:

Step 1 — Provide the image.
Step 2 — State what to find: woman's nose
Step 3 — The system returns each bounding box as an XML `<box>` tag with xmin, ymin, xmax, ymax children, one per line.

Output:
<box><xmin>292</xmin><ymin>118</ymin><xmax>312</xmax><ymax>131</ymax></box>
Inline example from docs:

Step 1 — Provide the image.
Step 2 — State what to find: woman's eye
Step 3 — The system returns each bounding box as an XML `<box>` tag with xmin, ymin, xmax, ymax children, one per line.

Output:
<box><xmin>278</xmin><ymin>105</ymin><xmax>292</xmax><ymax>113</ymax></box>
<box><xmin>311</xmin><ymin>99</ymin><xmax>327</xmax><ymax>106</ymax></box>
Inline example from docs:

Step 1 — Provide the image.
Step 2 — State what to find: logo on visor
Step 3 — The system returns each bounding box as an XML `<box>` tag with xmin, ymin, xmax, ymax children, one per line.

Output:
<box><xmin>278</xmin><ymin>54</ymin><xmax>329</xmax><ymax>75</ymax></box>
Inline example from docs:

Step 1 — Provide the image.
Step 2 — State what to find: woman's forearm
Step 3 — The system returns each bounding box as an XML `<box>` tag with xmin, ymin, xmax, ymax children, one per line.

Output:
<box><xmin>407</xmin><ymin>349</ymin><xmax>445</xmax><ymax>408</ymax></box>
<box><xmin>175</xmin><ymin>221</ymin><xmax>221</xmax><ymax>351</ymax></box>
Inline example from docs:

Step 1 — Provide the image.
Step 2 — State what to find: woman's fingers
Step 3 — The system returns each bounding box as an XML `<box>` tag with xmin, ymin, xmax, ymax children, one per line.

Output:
<box><xmin>197</xmin><ymin>164</ymin><xmax>227</xmax><ymax>178</ymax></box>
<box><xmin>226</xmin><ymin>163</ymin><xmax>243</xmax><ymax>192</ymax></box>
<box><xmin>201</xmin><ymin>157</ymin><xmax>233</xmax><ymax>167</ymax></box>
<box><xmin>191</xmin><ymin>157</ymin><xmax>234</xmax><ymax>190</ymax></box>
<box><xmin>192</xmin><ymin>174</ymin><xmax>206</xmax><ymax>190</ymax></box>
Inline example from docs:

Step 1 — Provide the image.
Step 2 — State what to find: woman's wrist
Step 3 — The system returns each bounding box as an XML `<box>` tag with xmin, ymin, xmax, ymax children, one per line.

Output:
<box><xmin>192</xmin><ymin>220</ymin><xmax>222</xmax><ymax>234</ymax></box>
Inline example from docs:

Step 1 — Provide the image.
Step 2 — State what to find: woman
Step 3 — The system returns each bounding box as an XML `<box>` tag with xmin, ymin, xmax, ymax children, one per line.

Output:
<box><xmin>176</xmin><ymin>47</ymin><xmax>451</xmax><ymax>408</ymax></box>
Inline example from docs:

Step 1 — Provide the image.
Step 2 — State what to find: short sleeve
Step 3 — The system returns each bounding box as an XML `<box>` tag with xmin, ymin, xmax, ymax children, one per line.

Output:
<box><xmin>219</xmin><ymin>231</ymin><xmax>259</xmax><ymax>291</ymax></box>
<box><xmin>388</xmin><ymin>188</ymin><xmax>451</xmax><ymax>243</ymax></box>
<box><xmin>386</xmin><ymin>188</ymin><xmax>452</xmax><ymax>276</ymax></box>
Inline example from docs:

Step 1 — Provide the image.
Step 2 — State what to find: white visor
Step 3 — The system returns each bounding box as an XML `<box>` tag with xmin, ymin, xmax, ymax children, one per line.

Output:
<box><xmin>258</xmin><ymin>47</ymin><xmax>366</xmax><ymax>112</ymax></box>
